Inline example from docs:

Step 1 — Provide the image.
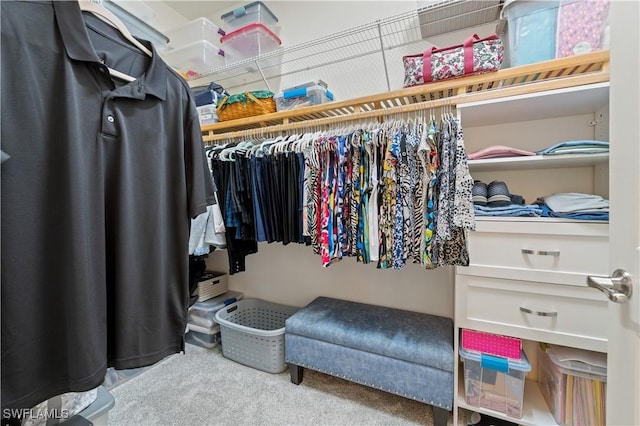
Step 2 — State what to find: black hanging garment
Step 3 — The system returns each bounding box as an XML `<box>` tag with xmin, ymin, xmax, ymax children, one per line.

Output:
<box><xmin>1</xmin><ymin>1</ymin><xmax>214</xmax><ymax>410</ymax></box>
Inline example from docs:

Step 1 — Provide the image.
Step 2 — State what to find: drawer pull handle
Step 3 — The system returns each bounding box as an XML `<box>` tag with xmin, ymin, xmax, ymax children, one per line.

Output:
<box><xmin>520</xmin><ymin>307</ymin><xmax>558</xmax><ymax>317</ymax></box>
<box><xmin>521</xmin><ymin>249</ymin><xmax>560</xmax><ymax>256</ymax></box>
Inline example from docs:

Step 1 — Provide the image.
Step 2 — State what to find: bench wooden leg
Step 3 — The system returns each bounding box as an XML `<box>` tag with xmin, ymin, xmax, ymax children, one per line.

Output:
<box><xmin>289</xmin><ymin>364</ymin><xmax>304</xmax><ymax>385</ymax></box>
<box><xmin>432</xmin><ymin>406</ymin><xmax>449</xmax><ymax>426</ymax></box>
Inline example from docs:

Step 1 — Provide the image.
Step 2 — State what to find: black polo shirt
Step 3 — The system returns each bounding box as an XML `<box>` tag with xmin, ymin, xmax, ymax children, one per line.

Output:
<box><xmin>1</xmin><ymin>0</ymin><xmax>214</xmax><ymax>410</ymax></box>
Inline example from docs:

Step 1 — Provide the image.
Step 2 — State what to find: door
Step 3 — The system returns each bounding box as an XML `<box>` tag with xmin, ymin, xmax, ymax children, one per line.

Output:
<box><xmin>606</xmin><ymin>1</ymin><xmax>640</xmax><ymax>425</ymax></box>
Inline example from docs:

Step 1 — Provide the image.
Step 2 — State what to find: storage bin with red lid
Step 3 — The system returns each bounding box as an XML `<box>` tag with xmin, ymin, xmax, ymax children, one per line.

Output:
<box><xmin>221</xmin><ymin>23</ymin><xmax>282</xmax><ymax>64</ymax></box>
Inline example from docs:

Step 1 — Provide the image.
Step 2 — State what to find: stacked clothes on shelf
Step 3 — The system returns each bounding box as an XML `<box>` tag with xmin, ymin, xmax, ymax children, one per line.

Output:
<box><xmin>473</xmin><ymin>204</ymin><xmax>543</xmax><ymax>217</ymax></box>
<box><xmin>535</xmin><ymin>193</ymin><xmax>609</xmax><ymax>220</ymax></box>
<box><xmin>537</xmin><ymin>140</ymin><xmax>609</xmax><ymax>155</ymax></box>
<box><xmin>468</xmin><ymin>140</ymin><xmax>610</xmax><ymax>220</ymax></box>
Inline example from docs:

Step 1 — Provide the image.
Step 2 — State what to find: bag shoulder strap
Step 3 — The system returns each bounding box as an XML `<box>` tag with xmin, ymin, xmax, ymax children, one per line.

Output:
<box><xmin>423</xmin><ymin>33</ymin><xmax>490</xmax><ymax>82</ymax></box>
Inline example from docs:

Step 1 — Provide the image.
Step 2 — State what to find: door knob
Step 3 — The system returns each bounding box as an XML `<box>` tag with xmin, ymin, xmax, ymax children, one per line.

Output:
<box><xmin>587</xmin><ymin>269</ymin><xmax>633</xmax><ymax>304</ymax></box>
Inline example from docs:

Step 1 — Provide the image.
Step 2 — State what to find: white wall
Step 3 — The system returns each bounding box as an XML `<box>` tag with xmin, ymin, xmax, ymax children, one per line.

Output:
<box><xmin>206</xmin><ymin>241</ymin><xmax>455</xmax><ymax>316</ymax></box>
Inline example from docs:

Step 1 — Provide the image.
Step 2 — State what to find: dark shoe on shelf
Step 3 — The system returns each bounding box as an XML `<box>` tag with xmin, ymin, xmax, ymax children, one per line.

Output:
<box><xmin>472</xmin><ymin>180</ymin><xmax>488</xmax><ymax>206</ymax></box>
<box><xmin>487</xmin><ymin>180</ymin><xmax>512</xmax><ymax>207</ymax></box>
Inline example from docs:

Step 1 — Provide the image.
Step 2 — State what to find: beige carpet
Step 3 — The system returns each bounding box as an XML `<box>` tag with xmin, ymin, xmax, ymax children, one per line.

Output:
<box><xmin>108</xmin><ymin>343</ymin><xmax>468</xmax><ymax>426</ymax></box>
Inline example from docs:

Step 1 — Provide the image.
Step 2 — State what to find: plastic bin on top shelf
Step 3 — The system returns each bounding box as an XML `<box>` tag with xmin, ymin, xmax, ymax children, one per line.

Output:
<box><xmin>165</xmin><ymin>17</ymin><xmax>226</xmax><ymax>49</ymax></box>
<box><xmin>501</xmin><ymin>0</ymin><xmax>610</xmax><ymax>67</ymax></box>
<box><xmin>161</xmin><ymin>40</ymin><xmax>226</xmax><ymax>79</ymax></box>
<box><xmin>221</xmin><ymin>1</ymin><xmax>278</xmax><ymax>31</ymax></box>
<box><xmin>103</xmin><ymin>0</ymin><xmax>169</xmax><ymax>52</ymax></box>
<box><xmin>274</xmin><ymin>85</ymin><xmax>334</xmax><ymax>111</ymax></box>
<box><xmin>221</xmin><ymin>23</ymin><xmax>281</xmax><ymax>64</ymax></box>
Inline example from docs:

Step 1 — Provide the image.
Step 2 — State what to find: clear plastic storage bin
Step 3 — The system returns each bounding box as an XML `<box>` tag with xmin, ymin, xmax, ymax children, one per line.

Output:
<box><xmin>165</xmin><ymin>17</ymin><xmax>226</xmax><ymax>49</ymax></box>
<box><xmin>161</xmin><ymin>40</ymin><xmax>226</xmax><ymax>78</ymax></box>
<box><xmin>187</xmin><ymin>290</ymin><xmax>244</xmax><ymax>329</ymax></box>
<box><xmin>220</xmin><ymin>23</ymin><xmax>281</xmax><ymax>63</ymax></box>
<box><xmin>186</xmin><ymin>291</ymin><xmax>243</xmax><ymax>349</ymax></box>
<box><xmin>103</xmin><ymin>0</ymin><xmax>169</xmax><ymax>52</ymax></box>
<box><xmin>274</xmin><ymin>85</ymin><xmax>334</xmax><ymax>111</ymax></box>
<box><xmin>220</xmin><ymin>1</ymin><xmax>278</xmax><ymax>30</ymax></box>
<box><xmin>197</xmin><ymin>105</ymin><xmax>219</xmax><ymax>127</ymax></box>
<box><xmin>538</xmin><ymin>343</ymin><xmax>607</xmax><ymax>426</ymax></box>
<box><xmin>185</xmin><ymin>324</ymin><xmax>221</xmax><ymax>349</ymax></box>
<box><xmin>460</xmin><ymin>347</ymin><xmax>531</xmax><ymax>419</ymax></box>
<box><xmin>501</xmin><ymin>0</ymin><xmax>610</xmax><ymax>67</ymax></box>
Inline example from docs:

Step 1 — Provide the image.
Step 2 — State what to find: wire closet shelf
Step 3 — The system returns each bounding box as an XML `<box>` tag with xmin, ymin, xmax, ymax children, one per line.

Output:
<box><xmin>190</xmin><ymin>0</ymin><xmax>504</xmax><ymax>91</ymax></box>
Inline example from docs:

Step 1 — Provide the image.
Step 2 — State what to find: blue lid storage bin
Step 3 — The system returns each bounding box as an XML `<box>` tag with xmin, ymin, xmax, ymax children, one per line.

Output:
<box><xmin>187</xmin><ymin>290</ymin><xmax>244</xmax><ymax>329</ymax></box>
<box><xmin>185</xmin><ymin>291</ymin><xmax>244</xmax><ymax>348</ymax></box>
<box><xmin>274</xmin><ymin>85</ymin><xmax>334</xmax><ymax>112</ymax></box>
<box><xmin>221</xmin><ymin>1</ymin><xmax>278</xmax><ymax>30</ymax></box>
<box><xmin>460</xmin><ymin>347</ymin><xmax>531</xmax><ymax>419</ymax></box>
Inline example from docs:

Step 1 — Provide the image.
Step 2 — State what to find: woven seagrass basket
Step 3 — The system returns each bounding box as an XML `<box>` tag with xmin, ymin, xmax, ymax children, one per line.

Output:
<box><xmin>216</xmin><ymin>90</ymin><xmax>276</xmax><ymax>121</ymax></box>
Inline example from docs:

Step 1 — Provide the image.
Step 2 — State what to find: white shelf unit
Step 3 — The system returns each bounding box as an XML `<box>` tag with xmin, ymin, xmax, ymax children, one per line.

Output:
<box><xmin>460</xmin><ymin>81</ymin><xmax>611</xmax><ymax>204</ymax></box>
<box><xmin>454</xmin><ymin>81</ymin><xmax>611</xmax><ymax>426</ymax></box>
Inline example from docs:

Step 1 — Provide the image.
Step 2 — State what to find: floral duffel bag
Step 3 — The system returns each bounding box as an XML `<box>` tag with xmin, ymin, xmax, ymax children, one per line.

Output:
<box><xmin>402</xmin><ymin>34</ymin><xmax>504</xmax><ymax>88</ymax></box>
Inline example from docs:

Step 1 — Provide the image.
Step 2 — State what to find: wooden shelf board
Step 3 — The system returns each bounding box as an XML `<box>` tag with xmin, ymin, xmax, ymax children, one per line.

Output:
<box><xmin>201</xmin><ymin>51</ymin><xmax>610</xmax><ymax>140</ymax></box>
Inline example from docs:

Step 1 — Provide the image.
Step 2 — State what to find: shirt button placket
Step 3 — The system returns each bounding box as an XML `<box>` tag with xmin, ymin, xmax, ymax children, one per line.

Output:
<box><xmin>102</xmin><ymin>99</ymin><xmax>118</xmax><ymax>136</ymax></box>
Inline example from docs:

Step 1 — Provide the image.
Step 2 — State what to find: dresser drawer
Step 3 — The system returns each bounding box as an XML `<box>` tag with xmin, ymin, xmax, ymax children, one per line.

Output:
<box><xmin>455</xmin><ymin>274</ymin><xmax>608</xmax><ymax>352</ymax></box>
<box><xmin>466</xmin><ymin>219</ymin><xmax>609</xmax><ymax>278</ymax></box>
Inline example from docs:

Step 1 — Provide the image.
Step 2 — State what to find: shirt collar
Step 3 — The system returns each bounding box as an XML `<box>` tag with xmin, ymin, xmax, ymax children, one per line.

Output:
<box><xmin>52</xmin><ymin>1</ymin><xmax>167</xmax><ymax>101</ymax></box>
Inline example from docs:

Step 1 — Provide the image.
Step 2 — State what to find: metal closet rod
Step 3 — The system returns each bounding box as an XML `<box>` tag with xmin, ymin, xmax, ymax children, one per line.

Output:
<box><xmin>204</xmin><ymin>96</ymin><xmax>458</xmax><ymax>144</ymax></box>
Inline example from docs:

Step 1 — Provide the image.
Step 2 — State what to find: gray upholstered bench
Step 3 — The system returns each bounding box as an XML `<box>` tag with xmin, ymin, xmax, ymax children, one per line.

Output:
<box><xmin>285</xmin><ymin>297</ymin><xmax>454</xmax><ymax>426</ymax></box>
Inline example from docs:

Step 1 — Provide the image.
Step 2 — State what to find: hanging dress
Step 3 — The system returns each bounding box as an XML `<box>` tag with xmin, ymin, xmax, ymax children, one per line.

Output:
<box><xmin>437</xmin><ymin>117</ymin><xmax>472</xmax><ymax>266</ymax></box>
<box><xmin>367</xmin><ymin>129</ymin><xmax>381</xmax><ymax>262</ymax></box>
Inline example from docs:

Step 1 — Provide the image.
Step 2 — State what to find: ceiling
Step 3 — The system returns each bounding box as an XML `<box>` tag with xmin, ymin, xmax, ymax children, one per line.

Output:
<box><xmin>163</xmin><ymin>1</ymin><xmax>242</xmax><ymax>20</ymax></box>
